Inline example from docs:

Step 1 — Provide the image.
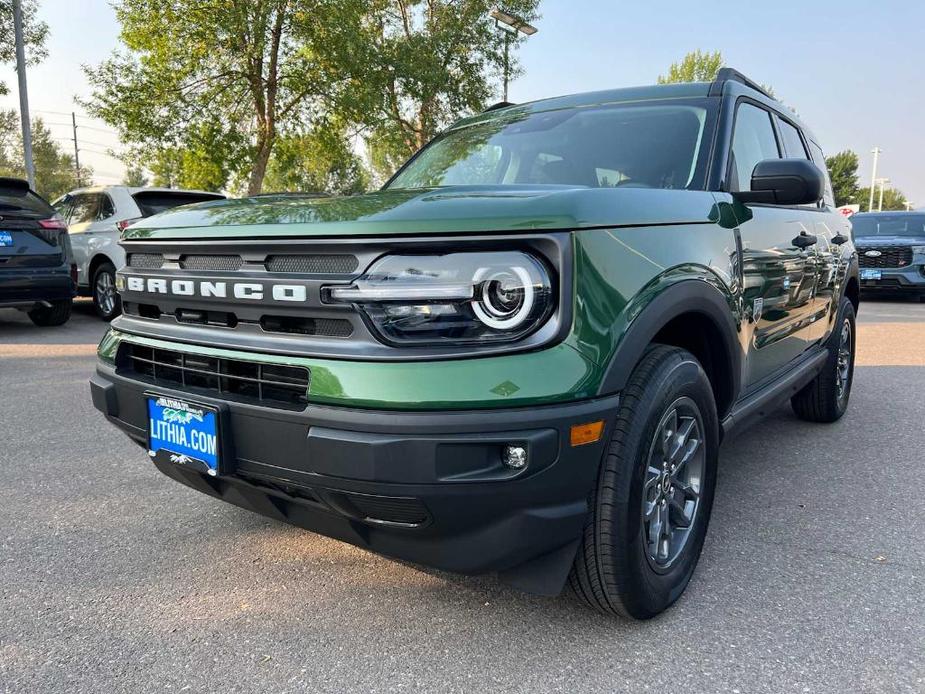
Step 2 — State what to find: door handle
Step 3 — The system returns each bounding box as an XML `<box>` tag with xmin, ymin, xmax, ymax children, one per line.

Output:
<box><xmin>792</xmin><ymin>232</ymin><xmax>818</xmax><ymax>249</ymax></box>
<box><xmin>831</xmin><ymin>233</ymin><xmax>849</xmax><ymax>245</ymax></box>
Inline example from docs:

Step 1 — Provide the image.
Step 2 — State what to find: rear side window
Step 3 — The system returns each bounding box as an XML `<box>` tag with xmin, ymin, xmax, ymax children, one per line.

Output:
<box><xmin>99</xmin><ymin>194</ymin><xmax>115</xmax><ymax>220</ymax></box>
<box><xmin>729</xmin><ymin>102</ymin><xmax>780</xmax><ymax>192</ymax></box>
<box><xmin>132</xmin><ymin>191</ymin><xmax>224</xmax><ymax>217</ymax></box>
<box><xmin>777</xmin><ymin>119</ymin><xmax>809</xmax><ymax>159</ymax></box>
<box><xmin>807</xmin><ymin>141</ymin><xmax>836</xmax><ymax>208</ymax></box>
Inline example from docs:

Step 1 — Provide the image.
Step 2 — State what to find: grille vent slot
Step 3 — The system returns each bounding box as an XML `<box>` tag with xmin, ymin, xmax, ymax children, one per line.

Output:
<box><xmin>179</xmin><ymin>255</ymin><xmax>244</xmax><ymax>271</ymax></box>
<box><xmin>127</xmin><ymin>253</ymin><xmax>165</xmax><ymax>269</ymax></box>
<box><xmin>266</xmin><ymin>254</ymin><xmax>358</xmax><ymax>274</ymax></box>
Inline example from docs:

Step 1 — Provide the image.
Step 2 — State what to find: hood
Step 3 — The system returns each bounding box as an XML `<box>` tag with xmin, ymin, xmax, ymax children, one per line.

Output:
<box><xmin>852</xmin><ymin>235</ymin><xmax>925</xmax><ymax>246</ymax></box>
<box><xmin>122</xmin><ymin>186</ymin><xmax>722</xmax><ymax>240</ymax></box>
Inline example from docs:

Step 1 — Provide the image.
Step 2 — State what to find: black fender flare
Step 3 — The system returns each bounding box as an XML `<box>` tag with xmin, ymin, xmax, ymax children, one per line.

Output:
<box><xmin>597</xmin><ymin>279</ymin><xmax>743</xmax><ymax>412</ymax></box>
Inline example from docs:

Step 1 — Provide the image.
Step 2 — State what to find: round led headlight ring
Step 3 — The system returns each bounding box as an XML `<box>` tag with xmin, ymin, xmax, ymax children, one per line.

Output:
<box><xmin>472</xmin><ymin>265</ymin><xmax>535</xmax><ymax>330</ymax></box>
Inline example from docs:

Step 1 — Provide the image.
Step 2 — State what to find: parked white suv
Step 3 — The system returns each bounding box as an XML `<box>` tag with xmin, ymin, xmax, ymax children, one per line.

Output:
<box><xmin>52</xmin><ymin>186</ymin><xmax>225</xmax><ymax>319</ymax></box>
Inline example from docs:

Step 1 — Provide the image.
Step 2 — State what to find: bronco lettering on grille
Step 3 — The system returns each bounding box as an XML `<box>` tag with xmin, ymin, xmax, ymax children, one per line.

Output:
<box><xmin>124</xmin><ymin>276</ymin><xmax>311</xmax><ymax>303</ymax></box>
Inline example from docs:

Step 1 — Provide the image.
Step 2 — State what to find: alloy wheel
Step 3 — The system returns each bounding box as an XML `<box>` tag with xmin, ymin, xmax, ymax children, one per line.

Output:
<box><xmin>642</xmin><ymin>397</ymin><xmax>705</xmax><ymax>571</ymax></box>
<box><xmin>95</xmin><ymin>270</ymin><xmax>117</xmax><ymax>316</ymax></box>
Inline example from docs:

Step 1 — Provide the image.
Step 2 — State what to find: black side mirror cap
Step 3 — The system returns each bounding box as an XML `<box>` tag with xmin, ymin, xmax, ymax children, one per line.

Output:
<box><xmin>732</xmin><ymin>158</ymin><xmax>825</xmax><ymax>206</ymax></box>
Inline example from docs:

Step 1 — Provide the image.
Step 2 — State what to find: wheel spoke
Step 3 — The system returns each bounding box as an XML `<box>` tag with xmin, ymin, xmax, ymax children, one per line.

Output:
<box><xmin>660</xmin><ymin>410</ymin><xmax>678</xmax><ymax>458</ymax></box>
<box><xmin>668</xmin><ymin>493</ymin><xmax>692</xmax><ymax>528</ymax></box>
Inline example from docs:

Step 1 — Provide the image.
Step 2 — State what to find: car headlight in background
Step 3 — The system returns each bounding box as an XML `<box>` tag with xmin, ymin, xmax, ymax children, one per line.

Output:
<box><xmin>325</xmin><ymin>251</ymin><xmax>554</xmax><ymax>345</ymax></box>
<box><xmin>912</xmin><ymin>246</ymin><xmax>925</xmax><ymax>256</ymax></box>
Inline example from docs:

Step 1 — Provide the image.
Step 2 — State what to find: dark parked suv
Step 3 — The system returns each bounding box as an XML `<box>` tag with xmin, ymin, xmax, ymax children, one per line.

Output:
<box><xmin>91</xmin><ymin>69</ymin><xmax>858</xmax><ymax>618</ymax></box>
<box><xmin>0</xmin><ymin>178</ymin><xmax>76</xmax><ymax>326</ymax></box>
<box><xmin>851</xmin><ymin>211</ymin><xmax>925</xmax><ymax>298</ymax></box>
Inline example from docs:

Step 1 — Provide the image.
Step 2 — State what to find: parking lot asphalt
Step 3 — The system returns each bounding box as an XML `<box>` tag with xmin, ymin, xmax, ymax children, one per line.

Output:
<box><xmin>1</xmin><ymin>298</ymin><xmax>923</xmax><ymax>694</ymax></box>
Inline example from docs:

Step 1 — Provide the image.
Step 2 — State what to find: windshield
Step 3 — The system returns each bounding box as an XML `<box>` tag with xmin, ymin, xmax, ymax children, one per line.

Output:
<box><xmin>851</xmin><ymin>214</ymin><xmax>925</xmax><ymax>238</ymax></box>
<box><xmin>387</xmin><ymin>99</ymin><xmax>715</xmax><ymax>191</ymax></box>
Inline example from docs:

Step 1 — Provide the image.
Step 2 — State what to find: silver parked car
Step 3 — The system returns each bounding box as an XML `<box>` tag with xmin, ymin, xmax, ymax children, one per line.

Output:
<box><xmin>52</xmin><ymin>186</ymin><xmax>225</xmax><ymax>319</ymax></box>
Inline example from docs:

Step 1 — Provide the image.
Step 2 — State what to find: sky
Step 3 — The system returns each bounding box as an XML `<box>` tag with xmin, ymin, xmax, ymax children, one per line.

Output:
<box><xmin>1</xmin><ymin>0</ymin><xmax>923</xmax><ymax>205</ymax></box>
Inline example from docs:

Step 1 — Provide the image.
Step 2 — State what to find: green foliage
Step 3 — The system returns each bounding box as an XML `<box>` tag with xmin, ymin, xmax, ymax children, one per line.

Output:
<box><xmin>658</xmin><ymin>50</ymin><xmax>723</xmax><ymax>84</ymax></box>
<box><xmin>825</xmin><ymin>150</ymin><xmax>860</xmax><ymax>207</ymax></box>
<box><xmin>857</xmin><ymin>186</ymin><xmax>908</xmax><ymax>212</ymax></box>
<box><xmin>263</xmin><ymin>124</ymin><xmax>368</xmax><ymax>195</ymax></box>
<box><xmin>0</xmin><ymin>0</ymin><xmax>48</xmax><ymax>95</ymax></box>
<box><xmin>0</xmin><ymin>110</ymin><xmax>91</xmax><ymax>199</ymax></box>
<box><xmin>121</xmin><ymin>164</ymin><xmax>148</xmax><ymax>187</ymax></box>
<box><xmin>333</xmin><ymin>0</ymin><xmax>541</xmax><ymax>181</ymax></box>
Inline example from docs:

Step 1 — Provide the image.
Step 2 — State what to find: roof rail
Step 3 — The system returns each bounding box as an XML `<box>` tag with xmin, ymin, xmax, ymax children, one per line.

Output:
<box><xmin>708</xmin><ymin>67</ymin><xmax>773</xmax><ymax>99</ymax></box>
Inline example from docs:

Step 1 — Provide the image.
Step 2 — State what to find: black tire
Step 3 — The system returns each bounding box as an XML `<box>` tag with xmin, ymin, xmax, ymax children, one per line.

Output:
<box><xmin>92</xmin><ymin>261</ymin><xmax>121</xmax><ymax>320</ymax></box>
<box><xmin>27</xmin><ymin>298</ymin><xmax>72</xmax><ymax>327</ymax></box>
<box><xmin>569</xmin><ymin>345</ymin><xmax>719</xmax><ymax>619</ymax></box>
<box><xmin>791</xmin><ymin>296</ymin><xmax>856</xmax><ymax>423</ymax></box>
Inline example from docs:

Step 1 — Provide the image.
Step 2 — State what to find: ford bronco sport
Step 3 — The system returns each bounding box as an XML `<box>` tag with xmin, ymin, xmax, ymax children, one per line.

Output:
<box><xmin>90</xmin><ymin>69</ymin><xmax>859</xmax><ymax>619</ymax></box>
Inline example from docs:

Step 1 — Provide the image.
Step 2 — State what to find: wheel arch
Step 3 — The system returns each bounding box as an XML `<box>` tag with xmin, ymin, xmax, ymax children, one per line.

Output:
<box><xmin>88</xmin><ymin>252</ymin><xmax>117</xmax><ymax>284</ymax></box>
<box><xmin>597</xmin><ymin>279</ymin><xmax>742</xmax><ymax>420</ymax></box>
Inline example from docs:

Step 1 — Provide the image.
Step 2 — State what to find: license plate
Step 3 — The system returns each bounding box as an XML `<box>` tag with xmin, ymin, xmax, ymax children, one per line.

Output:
<box><xmin>860</xmin><ymin>269</ymin><xmax>882</xmax><ymax>281</ymax></box>
<box><xmin>147</xmin><ymin>395</ymin><xmax>220</xmax><ymax>475</ymax></box>
<box><xmin>0</xmin><ymin>231</ymin><xmax>12</xmax><ymax>247</ymax></box>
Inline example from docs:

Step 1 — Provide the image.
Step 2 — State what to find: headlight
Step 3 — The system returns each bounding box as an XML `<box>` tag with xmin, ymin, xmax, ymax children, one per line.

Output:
<box><xmin>912</xmin><ymin>246</ymin><xmax>925</xmax><ymax>256</ymax></box>
<box><xmin>325</xmin><ymin>251</ymin><xmax>554</xmax><ymax>345</ymax></box>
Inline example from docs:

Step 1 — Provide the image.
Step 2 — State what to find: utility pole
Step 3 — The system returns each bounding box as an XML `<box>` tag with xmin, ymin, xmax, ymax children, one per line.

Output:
<box><xmin>868</xmin><ymin>147</ymin><xmax>882</xmax><ymax>212</ymax></box>
<box><xmin>876</xmin><ymin>177</ymin><xmax>890</xmax><ymax>212</ymax></box>
<box><xmin>12</xmin><ymin>0</ymin><xmax>35</xmax><ymax>188</ymax></box>
<box><xmin>71</xmin><ymin>112</ymin><xmax>81</xmax><ymax>187</ymax></box>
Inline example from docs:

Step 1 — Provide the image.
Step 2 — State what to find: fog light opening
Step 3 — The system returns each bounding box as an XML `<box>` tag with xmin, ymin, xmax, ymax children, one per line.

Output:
<box><xmin>502</xmin><ymin>444</ymin><xmax>528</xmax><ymax>470</ymax></box>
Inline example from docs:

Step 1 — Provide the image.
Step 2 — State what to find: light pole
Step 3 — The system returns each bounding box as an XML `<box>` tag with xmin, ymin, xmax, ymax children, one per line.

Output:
<box><xmin>876</xmin><ymin>177</ymin><xmax>890</xmax><ymax>212</ymax></box>
<box><xmin>12</xmin><ymin>0</ymin><xmax>34</xmax><ymax>188</ymax></box>
<box><xmin>490</xmin><ymin>8</ymin><xmax>537</xmax><ymax>103</ymax></box>
<box><xmin>868</xmin><ymin>147</ymin><xmax>881</xmax><ymax>212</ymax></box>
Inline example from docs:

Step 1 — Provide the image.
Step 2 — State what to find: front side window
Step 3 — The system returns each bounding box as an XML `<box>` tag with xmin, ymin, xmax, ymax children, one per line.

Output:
<box><xmin>388</xmin><ymin>99</ymin><xmax>715</xmax><ymax>192</ymax></box>
<box><xmin>729</xmin><ymin>102</ymin><xmax>780</xmax><ymax>192</ymax></box>
<box><xmin>807</xmin><ymin>141</ymin><xmax>835</xmax><ymax>208</ymax></box>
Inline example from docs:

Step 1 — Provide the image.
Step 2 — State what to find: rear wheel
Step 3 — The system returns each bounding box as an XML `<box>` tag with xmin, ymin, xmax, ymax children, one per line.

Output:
<box><xmin>27</xmin><ymin>298</ymin><xmax>72</xmax><ymax>326</ymax></box>
<box><xmin>92</xmin><ymin>261</ymin><xmax>121</xmax><ymax>320</ymax></box>
<box><xmin>791</xmin><ymin>296</ymin><xmax>856</xmax><ymax>423</ymax></box>
<box><xmin>569</xmin><ymin>345</ymin><xmax>719</xmax><ymax>619</ymax></box>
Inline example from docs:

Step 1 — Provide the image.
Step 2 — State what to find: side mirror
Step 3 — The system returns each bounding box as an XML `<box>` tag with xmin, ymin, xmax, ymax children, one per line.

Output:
<box><xmin>732</xmin><ymin>158</ymin><xmax>824</xmax><ymax>206</ymax></box>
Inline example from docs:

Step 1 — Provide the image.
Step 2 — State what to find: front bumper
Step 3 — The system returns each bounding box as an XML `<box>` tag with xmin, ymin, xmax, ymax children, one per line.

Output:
<box><xmin>0</xmin><ymin>266</ymin><xmax>75</xmax><ymax>307</ymax></box>
<box><xmin>859</xmin><ymin>264</ymin><xmax>925</xmax><ymax>293</ymax></box>
<box><xmin>91</xmin><ymin>361</ymin><xmax>618</xmax><ymax>595</ymax></box>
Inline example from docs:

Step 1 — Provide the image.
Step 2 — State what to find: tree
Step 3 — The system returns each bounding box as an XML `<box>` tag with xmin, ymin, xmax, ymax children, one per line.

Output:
<box><xmin>83</xmin><ymin>1</ymin><xmax>350</xmax><ymax>194</ymax></box>
<box><xmin>329</xmin><ymin>0</ymin><xmax>541</xmax><ymax>180</ymax></box>
<box><xmin>857</xmin><ymin>186</ymin><xmax>908</xmax><ymax>212</ymax></box>
<box><xmin>658</xmin><ymin>50</ymin><xmax>723</xmax><ymax>84</ymax></box>
<box><xmin>121</xmin><ymin>164</ymin><xmax>148</xmax><ymax>187</ymax></box>
<box><xmin>0</xmin><ymin>0</ymin><xmax>48</xmax><ymax>95</ymax></box>
<box><xmin>825</xmin><ymin>150</ymin><xmax>860</xmax><ymax>207</ymax></box>
<box><xmin>0</xmin><ymin>111</ymin><xmax>91</xmax><ymax>199</ymax></box>
<box><xmin>263</xmin><ymin>123</ymin><xmax>368</xmax><ymax>195</ymax></box>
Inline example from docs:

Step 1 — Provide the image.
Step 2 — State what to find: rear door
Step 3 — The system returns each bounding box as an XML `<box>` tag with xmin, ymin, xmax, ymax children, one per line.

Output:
<box><xmin>729</xmin><ymin>101</ymin><xmax>819</xmax><ymax>388</ymax></box>
<box><xmin>0</xmin><ymin>180</ymin><xmax>68</xmax><ymax>272</ymax></box>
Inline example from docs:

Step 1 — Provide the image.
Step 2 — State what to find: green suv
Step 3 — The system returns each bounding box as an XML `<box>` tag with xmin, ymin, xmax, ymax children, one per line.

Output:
<box><xmin>91</xmin><ymin>69</ymin><xmax>858</xmax><ymax>619</ymax></box>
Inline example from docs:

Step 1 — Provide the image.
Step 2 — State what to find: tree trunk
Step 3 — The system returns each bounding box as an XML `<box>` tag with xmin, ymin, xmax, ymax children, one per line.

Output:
<box><xmin>248</xmin><ymin>132</ymin><xmax>273</xmax><ymax>195</ymax></box>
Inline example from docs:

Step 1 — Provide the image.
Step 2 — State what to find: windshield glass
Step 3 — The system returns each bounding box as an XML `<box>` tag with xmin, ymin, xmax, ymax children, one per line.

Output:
<box><xmin>387</xmin><ymin>99</ymin><xmax>714</xmax><ymax>191</ymax></box>
<box><xmin>851</xmin><ymin>214</ymin><xmax>925</xmax><ymax>237</ymax></box>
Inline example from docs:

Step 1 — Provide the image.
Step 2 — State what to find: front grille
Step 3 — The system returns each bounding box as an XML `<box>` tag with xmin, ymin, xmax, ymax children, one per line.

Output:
<box><xmin>260</xmin><ymin>315</ymin><xmax>353</xmax><ymax>337</ymax></box>
<box><xmin>266</xmin><ymin>254</ymin><xmax>358</xmax><ymax>274</ymax></box>
<box><xmin>857</xmin><ymin>246</ymin><xmax>913</xmax><ymax>268</ymax></box>
<box><xmin>119</xmin><ymin>344</ymin><xmax>310</xmax><ymax>409</ymax></box>
<box><xmin>180</xmin><ymin>254</ymin><xmax>244</xmax><ymax>271</ymax></box>
<box><xmin>127</xmin><ymin>253</ymin><xmax>164</xmax><ymax>269</ymax></box>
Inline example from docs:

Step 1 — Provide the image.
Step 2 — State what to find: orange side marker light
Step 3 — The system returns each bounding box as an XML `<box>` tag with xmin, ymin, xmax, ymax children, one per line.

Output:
<box><xmin>570</xmin><ymin>420</ymin><xmax>604</xmax><ymax>447</ymax></box>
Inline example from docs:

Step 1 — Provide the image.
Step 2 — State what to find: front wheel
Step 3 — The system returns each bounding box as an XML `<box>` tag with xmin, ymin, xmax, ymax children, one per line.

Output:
<box><xmin>92</xmin><ymin>261</ymin><xmax>121</xmax><ymax>320</ymax></box>
<box><xmin>791</xmin><ymin>296</ymin><xmax>856</xmax><ymax>423</ymax></box>
<box><xmin>569</xmin><ymin>345</ymin><xmax>719</xmax><ymax>619</ymax></box>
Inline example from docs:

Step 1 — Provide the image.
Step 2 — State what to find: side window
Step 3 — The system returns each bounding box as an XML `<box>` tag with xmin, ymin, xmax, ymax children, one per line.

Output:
<box><xmin>69</xmin><ymin>194</ymin><xmax>99</xmax><ymax>224</ymax></box>
<box><xmin>98</xmin><ymin>194</ymin><xmax>115</xmax><ymax>220</ymax></box>
<box><xmin>807</xmin><ymin>141</ymin><xmax>836</xmax><ymax>208</ymax></box>
<box><xmin>777</xmin><ymin>118</ymin><xmax>809</xmax><ymax>159</ymax></box>
<box><xmin>729</xmin><ymin>102</ymin><xmax>780</xmax><ymax>192</ymax></box>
